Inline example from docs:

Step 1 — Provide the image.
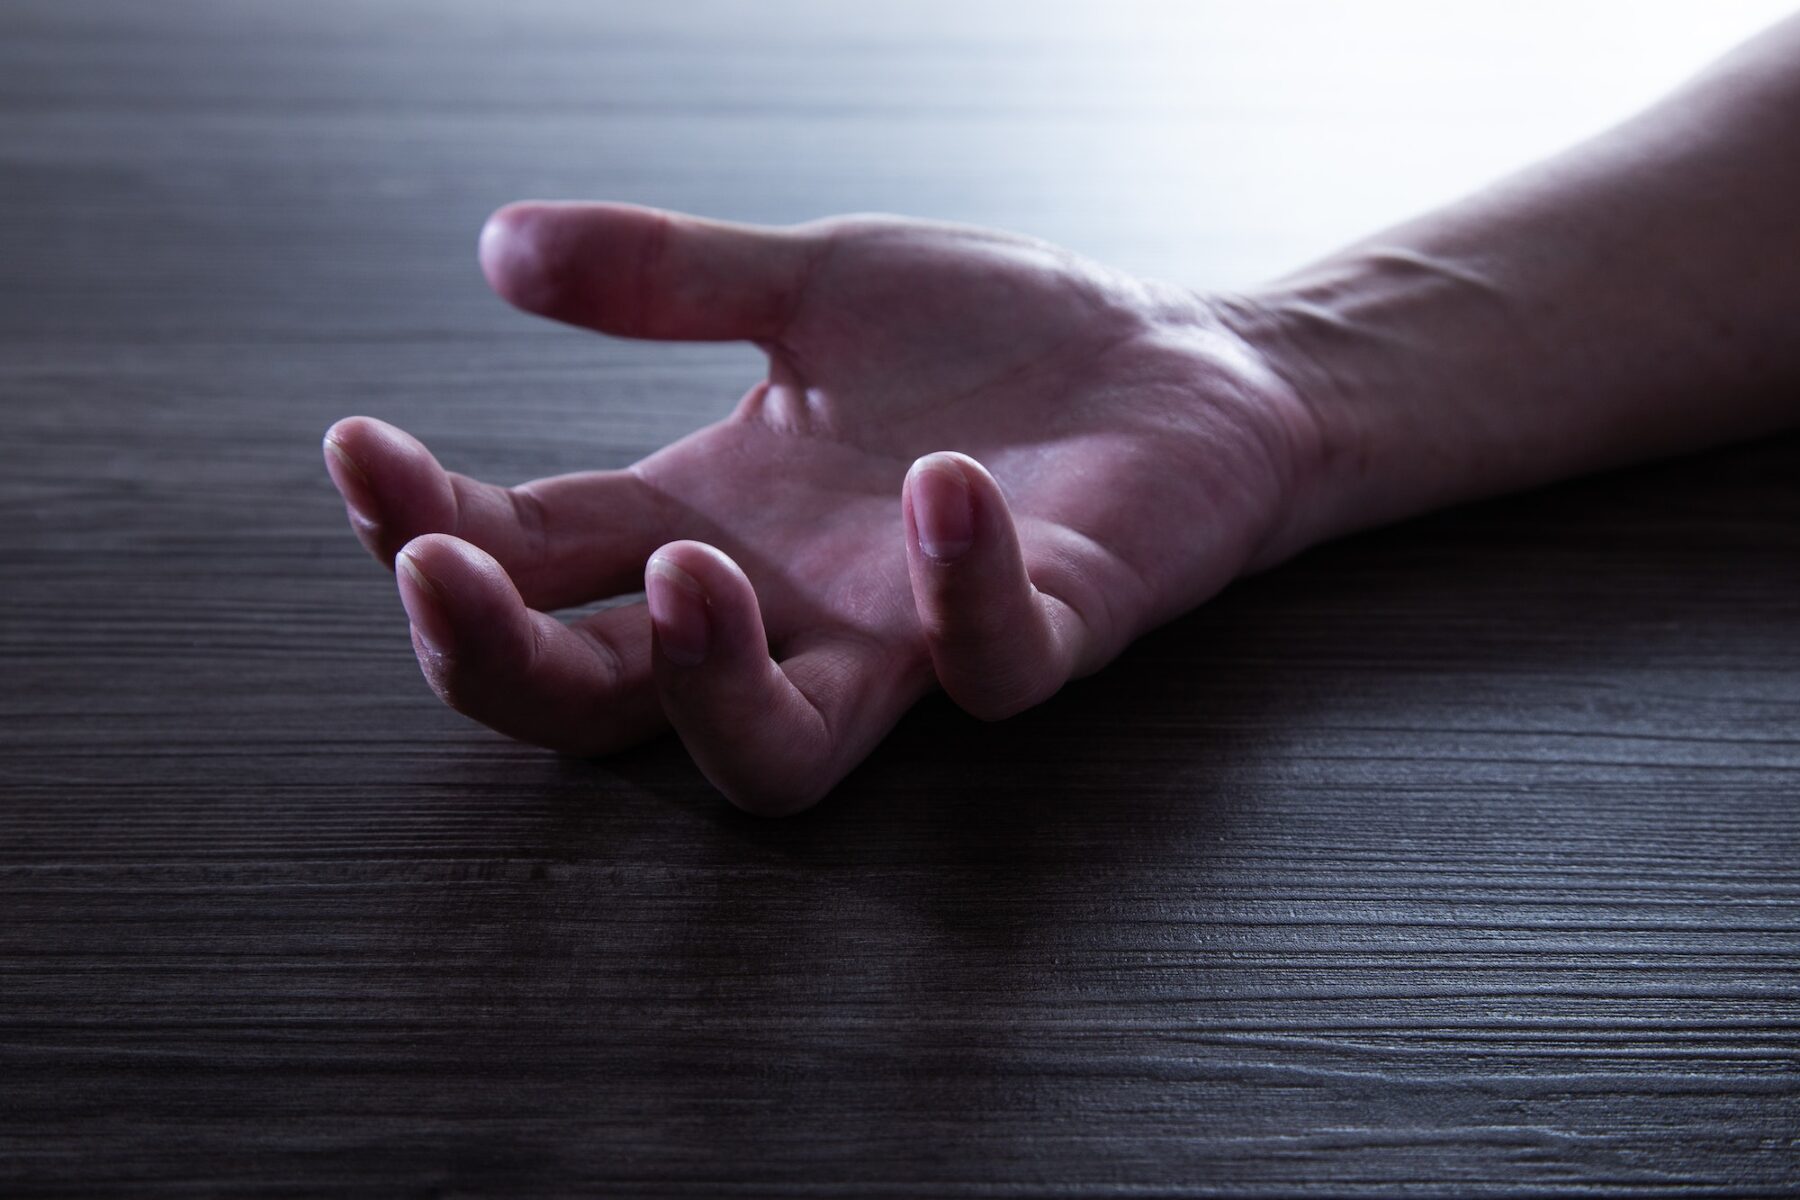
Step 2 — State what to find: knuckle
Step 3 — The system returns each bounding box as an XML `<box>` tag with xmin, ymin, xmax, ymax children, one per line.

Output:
<box><xmin>918</xmin><ymin>604</ymin><xmax>1017</xmax><ymax>656</ymax></box>
<box><xmin>949</xmin><ymin>674</ymin><xmax>1057</xmax><ymax>722</ymax></box>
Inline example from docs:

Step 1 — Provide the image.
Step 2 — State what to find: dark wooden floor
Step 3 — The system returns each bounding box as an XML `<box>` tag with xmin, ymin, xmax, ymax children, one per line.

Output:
<box><xmin>3</xmin><ymin>2</ymin><xmax>1797</xmax><ymax>1195</ymax></box>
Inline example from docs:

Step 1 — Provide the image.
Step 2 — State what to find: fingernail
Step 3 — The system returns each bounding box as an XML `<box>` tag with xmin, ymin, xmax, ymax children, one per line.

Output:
<box><xmin>322</xmin><ymin>434</ymin><xmax>378</xmax><ymax>525</ymax></box>
<box><xmin>646</xmin><ymin>557</ymin><xmax>710</xmax><ymax>666</ymax></box>
<box><xmin>911</xmin><ymin>458</ymin><xmax>974</xmax><ymax>561</ymax></box>
<box><xmin>396</xmin><ymin>550</ymin><xmax>455</xmax><ymax>657</ymax></box>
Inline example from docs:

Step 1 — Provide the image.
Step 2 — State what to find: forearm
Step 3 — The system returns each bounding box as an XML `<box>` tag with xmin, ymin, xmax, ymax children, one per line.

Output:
<box><xmin>1224</xmin><ymin>13</ymin><xmax>1800</xmax><ymax>562</ymax></box>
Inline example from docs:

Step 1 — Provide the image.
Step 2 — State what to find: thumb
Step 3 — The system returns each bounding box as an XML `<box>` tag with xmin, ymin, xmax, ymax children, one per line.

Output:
<box><xmin>902</xmin><ymin>452</ymin><xmax>1090</xmax><ymax>720</ymax></box>
<box><xmin>478</xmin><ymin>201</ymin><xmax>817</xmax><ymax>342</ymax></box>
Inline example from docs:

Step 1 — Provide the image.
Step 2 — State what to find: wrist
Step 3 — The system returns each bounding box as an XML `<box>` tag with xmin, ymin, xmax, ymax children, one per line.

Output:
<box><xmin>1202</xmin><ymin>285</ymin><xmax>1365</xmax><ymax>571</ymax></box>
<box><xmin>1209</xmin><ymin>250</ymin><xmax>1504</xmax><ymax>564</ymax></box>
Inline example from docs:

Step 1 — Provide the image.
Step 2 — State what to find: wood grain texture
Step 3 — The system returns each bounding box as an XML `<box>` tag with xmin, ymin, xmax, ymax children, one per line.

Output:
<box><xmin>2</xmin><ymin>2</ymin><xmax>1797</xmax><ymax>1195</ymax></box>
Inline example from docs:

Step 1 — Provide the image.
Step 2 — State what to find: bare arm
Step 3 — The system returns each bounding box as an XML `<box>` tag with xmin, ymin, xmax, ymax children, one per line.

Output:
<box><xmin>1229</xmin><ymin>12</ymin><xmax>1800</xmax><ymax>566</ymax></box>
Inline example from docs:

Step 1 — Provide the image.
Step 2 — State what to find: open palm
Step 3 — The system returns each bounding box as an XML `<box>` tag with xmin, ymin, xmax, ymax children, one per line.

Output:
<box><xmin>324</xmin><ymin>203</ymin><xmax>1316</xmax><ymax>812</ymax></box>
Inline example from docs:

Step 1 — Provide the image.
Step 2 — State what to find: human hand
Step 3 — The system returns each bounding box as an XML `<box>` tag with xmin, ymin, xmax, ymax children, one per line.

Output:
<box><xmin>323</xmin><ymin>203</ymin><xmax>1321</xmax><ymax>813</ymax></box>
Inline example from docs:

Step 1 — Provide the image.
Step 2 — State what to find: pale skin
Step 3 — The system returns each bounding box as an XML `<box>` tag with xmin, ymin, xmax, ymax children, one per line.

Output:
<box><xmin>324</xmin><ymin>15</ymin><xmax>1800</xmax><ymax>814</ymax></box>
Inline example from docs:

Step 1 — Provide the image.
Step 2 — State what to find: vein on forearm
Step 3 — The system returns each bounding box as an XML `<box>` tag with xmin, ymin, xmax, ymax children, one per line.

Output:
<box><xmin>1231</xmin><ymin>12</ymin><xmax>1800</xmax><ymax>548</ymax></box>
